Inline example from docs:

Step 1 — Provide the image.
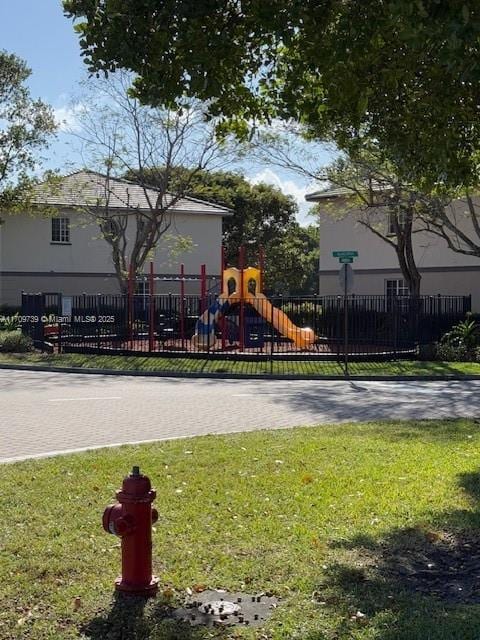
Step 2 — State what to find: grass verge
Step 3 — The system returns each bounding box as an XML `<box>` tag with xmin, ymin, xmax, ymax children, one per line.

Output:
<box><xmin>1</xmin><ymin>419</ymin><xmax>480</xmax><ymax>639</ymax></box>
<box><xmin>0</xmin><ymin>352</ymin><xmax>480</xmax><ymax>377</ymax></box>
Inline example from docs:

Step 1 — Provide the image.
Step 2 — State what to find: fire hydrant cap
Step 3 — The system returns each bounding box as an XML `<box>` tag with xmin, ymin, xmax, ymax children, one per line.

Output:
<box><xmin>116</xmin><ymin>467</ymin><xmax>156</xmax><ymax>502</ymax></box>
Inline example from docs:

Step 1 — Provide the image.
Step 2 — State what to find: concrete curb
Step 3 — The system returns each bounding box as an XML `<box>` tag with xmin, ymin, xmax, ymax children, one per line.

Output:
<box><xmin>1</xmin><ymin>362</ymin><xmax>480</xmax><ymax>382</ymax></box>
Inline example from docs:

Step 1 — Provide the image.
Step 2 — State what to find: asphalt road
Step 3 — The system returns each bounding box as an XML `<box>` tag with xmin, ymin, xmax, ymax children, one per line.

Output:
<box><xmin>1</xmin><ymin>370</ymin><xmax>480</xmax><ymax>462</ymax></box>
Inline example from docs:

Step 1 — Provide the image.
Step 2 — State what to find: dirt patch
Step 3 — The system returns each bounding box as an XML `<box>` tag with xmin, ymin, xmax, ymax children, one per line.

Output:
<box><xmin>377</xmin><ymin>529</ymin><xmax>480</xmax><ymax>604</ymax></box>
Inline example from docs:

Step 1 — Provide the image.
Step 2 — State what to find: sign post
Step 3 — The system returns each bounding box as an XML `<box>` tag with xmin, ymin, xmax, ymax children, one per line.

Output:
<box><xmin>333</xmin><ymin>251</ymin><xmax>358</xmax><ymax>375</ymax></box>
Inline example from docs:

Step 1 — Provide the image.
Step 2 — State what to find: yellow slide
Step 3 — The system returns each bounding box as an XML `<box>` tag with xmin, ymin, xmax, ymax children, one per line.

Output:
<box><xmin>247</xmin><ymin>293</ymin><xmax>315</xmax><ymax>349</ymax></box>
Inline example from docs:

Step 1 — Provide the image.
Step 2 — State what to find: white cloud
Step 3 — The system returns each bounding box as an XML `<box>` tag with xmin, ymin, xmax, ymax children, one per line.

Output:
<box><xmin>53</xmin><ymin>103</ymin><xmax>87</xmax><ymax>132</ymax></box>
<box><xmin>247</xmin><ymin>168</ymin><xmax>317</xmax><ymax>225</ymax></box>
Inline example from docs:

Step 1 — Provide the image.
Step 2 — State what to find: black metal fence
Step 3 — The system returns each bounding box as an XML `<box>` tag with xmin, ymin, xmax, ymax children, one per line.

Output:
<box><xmin>21</xmin><ymin>292</ymin><xmax>471</xmax><ymax>361</ymax></box>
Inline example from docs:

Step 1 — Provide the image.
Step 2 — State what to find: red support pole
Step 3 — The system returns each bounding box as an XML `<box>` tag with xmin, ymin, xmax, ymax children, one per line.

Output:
<box><xmin>128</xmin><ymin>263</ymin><xmax>134</xmax><ymax>348</ymax></box>
<box><xmin>239</xmin><ymin>245</ymin><xmax>245</xmax><ymax>352</ymax></box>
<box><xmin>148</xmin><ymin>261</ymin><xmax>154</xmax><ymax>352</ymax></box>
<box><xmin>180</xmin><ymin>263</ymin><xmax>185</xmax><ymax>346</ymax></box>
<box><xmin>221</xmin><ymin>246</ymin><xmax>226</xmax><ymax>351</ymax></box>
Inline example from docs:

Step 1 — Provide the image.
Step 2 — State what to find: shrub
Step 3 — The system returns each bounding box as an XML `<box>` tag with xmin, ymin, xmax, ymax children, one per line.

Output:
<box><xmin>418</xmin><ymin>343</ymin><xmax>438</xmax><ymax>361</ymax></box>
<box><xmin>0</xmin><ymin>313</ymin><xmax>20</xmax><ymax>331</ymax></box>
<box><xmin>0</xmin><ymin>331</ymin><xmax>33</xmax><ymax>353</ymax></box>
<box><xmin>435</xmin><ymin>341</ymin><xmax>470</xmax><ymax>362</ymax></box>
<box><xmin>441</xmin><ymin>318</ymin><xmax>479</xmax><ymax>350</ymax></box>
<box><xmin>436</xmin><ymin>318</ymin><xmax>480</xmax><ymax>361</ymax></box>
<box><xmin>280</xmin><ymin>301</ymin><xmax>322</xmax><ymax>328</ymax></box>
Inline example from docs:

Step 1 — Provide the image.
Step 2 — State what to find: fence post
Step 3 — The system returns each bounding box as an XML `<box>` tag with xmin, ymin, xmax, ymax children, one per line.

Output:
<box><xmin>96</xmin><ymin>294</ymin><xmax>101</xmax><ymax>354</ymax></box>
<box><xmin>168</xmin><ymin>292</ymin><xmax>173</xmax><ymax>351</ymax></box>
<box><xmin>128</xmin><ymin>263</ymin><xmax>134</xmax><ymax>350</ymax></box>
<box><xmin>270</xmin><ymin>292</ymin><xmax>274</xmax><ymax>375</ymax></box>
<box><xmin>58</xmin><ymin>312</ymin><xmax>63</xmax><ymax>354</ymax></box>
<box><xmin>393</xmin><ymin>295</ymin><xmax>398</xmax><ymax>360</ymax></box>
<box><xmin>221</xmin><ymin>246</ymin><xmax>226</xmax><ymax>351</ymax></box>
<box><xmin>200</xmin><ymin>264</ymin><xmax>207</xmax><ymax>313</ymax></box>
<box><xmin>239</xmin><ymin>245</ymin><xmax>245</xmax><ymax>353</ymax></box>
<box><xmin>149</xmin><ymin>262</ymin><xmax>154</xmax><ymax>353</ymax></box>
<box><xmin>343</xmin><ymin>285</ymin><xmax>349</xmax><ymax>376</ymax></box>
<box><xmin>180</xmin><ymin>263</ymin><xmax>185</xmax><ymax>348</ymax></box>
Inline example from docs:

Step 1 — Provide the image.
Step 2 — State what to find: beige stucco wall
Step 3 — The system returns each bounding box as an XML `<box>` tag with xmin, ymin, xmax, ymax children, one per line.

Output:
<box><xmin>317</xmin><ymin>197</ymin><xmax>480</xmax><ymax>310</ymax></box>
<box><xmin>319</xmin><ymin>268</ymin><xmax>479</xmax><ymax>304</ymax></box>
<box><xmin>319</xmin><ymin>199</ymin><xmax>480</xmax><ymax>271</ymax></box>
<box><xmin>0</xmin><ymin>273</ymin><xmax>211</xmax><ymax>306</ymax></box>
<box><xmin>0</xmin><ymin>208</ymin><xmax>224</xmax><ymax>306</ymax></box>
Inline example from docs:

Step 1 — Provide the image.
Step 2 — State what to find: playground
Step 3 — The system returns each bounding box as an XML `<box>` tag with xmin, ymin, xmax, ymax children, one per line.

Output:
<box><xmin>21</xmin><ymin>247</ymin><xmax>471</xmax><ymax>361</ymax></box>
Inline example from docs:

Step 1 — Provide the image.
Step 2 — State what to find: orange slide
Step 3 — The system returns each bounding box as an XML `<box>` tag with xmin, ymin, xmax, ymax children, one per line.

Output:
<box><xmin>247</xmin><ymin>293</ymin><xmax>315</xmax><ymax>349</ymax></box>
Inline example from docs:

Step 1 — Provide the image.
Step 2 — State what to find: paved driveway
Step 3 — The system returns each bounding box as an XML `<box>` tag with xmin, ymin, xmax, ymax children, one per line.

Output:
<box><xmin>1</xmin><ymin>370</ymin><xmax>480</xmax><ymax>462</ymax></box>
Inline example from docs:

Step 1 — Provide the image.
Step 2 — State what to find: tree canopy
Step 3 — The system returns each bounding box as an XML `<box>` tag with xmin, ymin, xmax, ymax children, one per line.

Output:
<box><xmin>0</xmin><ymin>51</ymin><xmax>56</xmax><ymax>208</ymax></box>
<box><xmin>67</xmin><ymin>75</ymin><xmax>232</xmax><ymax>292</ymax></box>
<box><xmin>128</xmin><ymin>167</ymin><xmax>318</xmax><ymax>293</ymax></box>
<box><xmin>323</xmin><ymin>147</ymin><xmax>425</xmax><ymax>296</ymax></box>
<box><xmin>64</xmin><ymin>1</ymin><xmax>480</xmax><ymax>188</ymax></box>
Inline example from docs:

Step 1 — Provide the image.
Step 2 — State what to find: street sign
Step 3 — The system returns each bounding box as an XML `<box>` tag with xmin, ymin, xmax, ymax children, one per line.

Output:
<box><xmin>339</xmin><ymin>264</ymin><xmax>354</xmax><ymax>294</ymax></box>
<box><xmin>332</xmin><ymin>250</ymin><xmax>358</xmax><ymax>258</ymax></box>
<box><xmin>339</xmin><ymin>257</ymin><xmax>354</xmax><ymax>263</ymax></box>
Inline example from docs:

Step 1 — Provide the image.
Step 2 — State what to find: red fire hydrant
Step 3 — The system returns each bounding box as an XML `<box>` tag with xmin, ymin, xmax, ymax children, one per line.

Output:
<box><xmin>103</xmin><ymin>466</ymin><xmax>159</xmax><ymax>596</ymax></box>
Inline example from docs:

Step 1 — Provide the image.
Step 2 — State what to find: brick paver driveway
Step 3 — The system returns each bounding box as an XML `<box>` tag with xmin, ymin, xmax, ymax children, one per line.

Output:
<box><xmin>1</xmin><ymin>370</ymin><xmax>480</xmax><ymax>462</ymax></box>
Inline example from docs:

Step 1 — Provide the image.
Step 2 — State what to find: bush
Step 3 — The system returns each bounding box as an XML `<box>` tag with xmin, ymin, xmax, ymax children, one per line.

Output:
<box><xmin>0</xmin><ymin>312</ymin><xmax>20</xmax><ymax>331</ymax></box>
<box><xmin>280</xmin><ymin>301</ymin><xmax>322</xmax><ymax>328</ymax></box>
<box><xmin>0</xmin><ymin>331</ymin><xmax>33</xmax><ymax>353</ymax></box>
<box><xmin>436</xmin><ymin>317</ymin><xmax>480</xmax><ymax>361</ymax></box>
<box><xmin>418</xmin><ymin>342</ymin><xmax>438</xmax><ymax>361</ymax></box>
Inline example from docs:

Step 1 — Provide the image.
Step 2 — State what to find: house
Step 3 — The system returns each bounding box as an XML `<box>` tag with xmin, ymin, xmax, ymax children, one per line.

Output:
<box><xmin>306</xmin><ymin>186</ymin><xmax>480</xmax><ymax>311</ymax></box>
<box><xmin>0</xmin><ymin>170</ymin><xmax>232</xmax><ymax>306</ymax></box>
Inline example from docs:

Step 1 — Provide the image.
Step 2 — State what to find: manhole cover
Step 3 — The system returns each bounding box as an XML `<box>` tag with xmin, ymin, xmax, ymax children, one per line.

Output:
<box><xmin>172</xmin><ymin>589</ymin><xmax>279</xmax><ymax>627</ymax></box>
<box><xmin>198</xmin><ymin>600</ymin><xmax>240</xmax><ymax>616</ymax></box>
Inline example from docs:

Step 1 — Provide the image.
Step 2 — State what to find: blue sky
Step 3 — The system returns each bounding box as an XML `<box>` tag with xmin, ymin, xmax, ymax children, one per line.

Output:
<box><xmin>0</xmin><ymin>1</ymin><xmax>334</xmax><ymax>224</ymax></box>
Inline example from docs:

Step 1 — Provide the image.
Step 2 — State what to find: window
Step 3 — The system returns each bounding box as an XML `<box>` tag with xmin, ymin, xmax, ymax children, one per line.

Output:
<box><xmin>51</xmin><ymin>218</ymin><xmax>70</xmax><ymax>243</ymax></box>
<box><xmin>385</xmin><ymin>279</ymin><xmax>409</xmax><ymax>297</ymax></box>
<box><xmin>387</xmin><ymin>210</ymin><xmax>406</xmax><ymax>235</ymax></box>
<box><xmin>135</xmin><ymin>281</ymin><xmax>150</xmax><ymax>296</ymax></box>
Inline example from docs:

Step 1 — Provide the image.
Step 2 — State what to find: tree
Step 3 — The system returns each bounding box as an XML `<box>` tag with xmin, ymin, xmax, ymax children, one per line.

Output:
<box><xmin>64</xmin><ymin>1</ymin><xmax>480</xmax><ymax>188</ymax></box>
<box><xmin>128</xmin><ymin>167</ymin><xmax>316</xmax><ymax>292</ymax></box>
<box><xmin>324</xmin><ymin>149</ymin><xmax>424</xmax><ymax>297</ymax></box>
<box><xmin>130</xmin><ymin>167</ymin><xmax>295</xmax><ymax>259</ymax></box>
<box><xmin>68</xmin><ymin>75</ymin><xmax>233</xmax><ymax>292</ymax></box>
<box><xmin>266</xmin><ymin>224</ymin><xmax>319</xmax><ymax>295</ymax></box>
<box><xmin>0</xmin><ymin>51</ymin><xmax>56</xmax><ymax>208</ymax></box>
<box><xmin>416</xmin><ymin>191</ymin><xmax>480</xmax><ymax>259</ymax></box>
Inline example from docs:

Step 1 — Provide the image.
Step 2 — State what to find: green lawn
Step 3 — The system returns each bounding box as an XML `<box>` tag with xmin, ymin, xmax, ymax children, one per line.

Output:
<box><xmin>2</xmin><ymin>420</ymin><xmax>480</xmax><ymax>639</ymax></box>
<box><xmin>0</xmin><ymin>351</ymin><xmax>480</xmax><ymax>377</ymax></box>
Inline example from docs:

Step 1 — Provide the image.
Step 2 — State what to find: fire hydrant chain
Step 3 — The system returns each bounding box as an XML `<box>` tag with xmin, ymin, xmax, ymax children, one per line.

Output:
<box><xmin>102</xmin><ymin>466</ymin><xmax>159</xmax><ymax>596</ymax></box>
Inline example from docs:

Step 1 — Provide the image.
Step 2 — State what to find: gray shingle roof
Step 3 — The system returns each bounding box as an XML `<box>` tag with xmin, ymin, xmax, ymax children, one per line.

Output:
<box><xmin>32</xmin><ymin>170</ymin><xmax>233</xmax><ymax>216</ymax></box>
<box><xmin>306</xmin><ymin>182</ymin><xmax>390</xmax><ymax>202</ymax></box>
<box><xmin>305</xmin><ymin>186</ymin><xmax>355</xmax><ymax>201</ymax></box>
